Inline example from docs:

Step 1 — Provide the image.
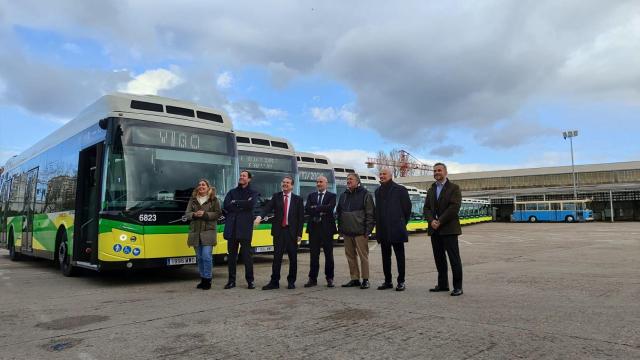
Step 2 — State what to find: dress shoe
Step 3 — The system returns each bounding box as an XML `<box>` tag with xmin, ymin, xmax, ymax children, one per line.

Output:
<box><xmin>377</xmin><ymin>282</ymin><xmax>393</xmax><ymax>290</ymax></box>
<box><xmin>450</xmin><ymin>289</ymin><xmax>463</xmax><ymax>296</ymax></box>
<box><xmin>262</xmin><ymin>283</ymin><xmax>279</xmax><ymax>290</ymax></box>
<box><xmin>201</xmin><ymin>278</ymin><xmax>212</xmax><ymax>290</ymax></box>
<box><xmin>429</xmin><ymin>285</ymin><xmax>450</xmax><ymax>292</ymax></box>
<box><xmin>360</xmin><ymin>279</ymin><xmax>370</xmax><ymax>289</ymax></box>
<box><xmin>224</xmin><ymin>281</ymin><xmax>236</xmax><ymax>289</ymax></box>
<box><xmin>304</xmin><ymin>279</ymin><xmax>317</xmax><ymax>288</ymax></box>
<box><xmin>341</xmin><ymin>279</ymin><xmax>361</xmax><ymax>287</ymax></box>
<box><xmin>326</xmin><ymin>279</ymin><xmax>335</xmax><ymax>288</ymax></box>
<box><xmin>287</xmin><ymin>283</ymin><xmax>296</xmax><ymax>289</ymax></box>
<box><xmin>395</xmin><ymin>283</ymin><xmax>406</xmax><ymax>291</ymax></box>
<box><xmin>247</xmin><ymin>282</ymin><xmax>256</xmax><ymax>289</ymax></box>
<box><xmin>196</xmin><ymin>278</ymin><xmax>206</xmax><ymax>289</ymax></box>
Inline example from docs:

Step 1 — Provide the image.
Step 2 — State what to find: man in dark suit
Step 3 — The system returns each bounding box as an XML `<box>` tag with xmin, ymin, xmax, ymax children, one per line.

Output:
<box><xmin>423</xmin><ymin>162</ymin><xmax>464</xmax><ymax>296</ymax></box>
<box><xmin>257</xmin><ymin>176</ymin><xmax>305</xmax><ymax>290</ymax></box>
<box><xmin>223</xmin><ymin>170</ymin><xmax>259</xmax><ymax>289</ymax></box>
<box><xmin>304</xmin><ymin>175</ymin><xmax>338</xmax><ymax>288</ymax></box>
<box><xmin>374</xmin><ymin>168</ymin><xmax>412</xmax><ymax>291</ymax></box>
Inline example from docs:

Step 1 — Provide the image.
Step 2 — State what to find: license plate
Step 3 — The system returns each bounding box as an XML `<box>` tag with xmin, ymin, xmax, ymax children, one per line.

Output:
<box><xmin>167</xmin><ymin>257</ymin><xmax>197</xmax><ymax>266</ymax></box>
<box><xmin>255</xmin><ymin>246</ymin><xmax>274</xmax><ymax>253</ymax></box>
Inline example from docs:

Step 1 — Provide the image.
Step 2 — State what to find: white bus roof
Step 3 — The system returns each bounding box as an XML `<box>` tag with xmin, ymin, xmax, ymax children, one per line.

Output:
<box><xmin>405</xmin><ymin>185</ymin><xmax>420</xmax><ymax>193</ymax></box>
<box><xmin>296</xmin><ymin>152</ymin><xmax>333</xmax><ymax>170</ymax></box>
<box><xmin>333</xmin><ymin>163</ymin><xmax>357</xmax><ymax>176</ymax></box>
<box><xmin>235</xmin><ymin>131</ymin><xmax>295</xmax><ymax>156</ymax></box>
<box><xmin>4</xmin><ymin>92</ymin><xmax>232</xmax><ymax>170</ymax></box>
<box><xmin>514</xmin><ymin>199</ymin><xmax>591</xmax><ymax>204</ymax></box>
<box><xmin>462</xmin><ymin>198</ymin><xmax>491</xmax><ymax>204</ymax></box>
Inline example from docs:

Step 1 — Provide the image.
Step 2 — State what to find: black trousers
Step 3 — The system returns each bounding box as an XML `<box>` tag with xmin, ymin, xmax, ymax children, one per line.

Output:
<box><xmin>308</xmin><ymin>231</ymin><xmax>335</xmax><ymax>281</ymax></box>
<box><xmin>270</xmin><ymin>229</ymin><xmax>298</xmax><ymax>284</ymax></box>
<box><xmin>381</xmin><ymin>241</ymin><xmax>405</xmax><ymax>284</ymax></box>
<box><xmin>227</xmin><ymin>237</ymin><xmax>254</xmax><ymax>283</ymax></box>
<box><xmin>430</xmin><ymin>233</ymin><xmax>463</xmax><ymax>290</ymax></box>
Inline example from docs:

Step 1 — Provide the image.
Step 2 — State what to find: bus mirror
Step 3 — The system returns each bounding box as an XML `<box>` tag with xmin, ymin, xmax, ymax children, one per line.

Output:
<box><xmin>98</xmin><ymin>118</ymin><xmax>109</xmax><ymax>130</ymax></box>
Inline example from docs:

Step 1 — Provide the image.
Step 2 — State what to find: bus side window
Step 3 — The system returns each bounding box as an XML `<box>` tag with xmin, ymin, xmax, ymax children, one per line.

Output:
<box><xmin>563</xmin><ymin>203</ymin><xmax>576</xmax><ymax>211</ymax></box>
<box><xmin>551</xmin><ymin>203</ymin><xmax>560</xmax><ymax>211</ymax></box>
<box><xmin>538</xmin><ymin>203</ymin><xmax>550</xmax><ymax>211</ymax></box>
<box><xmin>525</xmin><ymin>203</ymin><xmax>537</xmax><ymax>211</ymax></box>
<box><xmin>516</xmin><ymin>204</ymin><xmax>525</xmax><ymax>211</ymax></box>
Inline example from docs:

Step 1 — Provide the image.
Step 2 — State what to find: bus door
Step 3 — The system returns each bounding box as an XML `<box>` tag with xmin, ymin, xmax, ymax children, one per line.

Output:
<box><xmin>0</xmin><ymin>177</ymin><xmax>10</xmax><ymax>248</ymax></box>
<box><xmin>550</xmin><ymin>202</ymin><xmax>561</xmax><ymax>222</ymax></box>
<box><xmin>576</xmin><ymin>202</ymin><xmax>584</xmax><ymax>221</ymax></box>
<box><xmin>22</xmin><ymin>167</ymin><xmax>39</xmax><ymax>253</ymax></box>
<box><xmin>74</xmin><ymin>143</ymin><xmax>104</xmax><ymax>263</ymax></box>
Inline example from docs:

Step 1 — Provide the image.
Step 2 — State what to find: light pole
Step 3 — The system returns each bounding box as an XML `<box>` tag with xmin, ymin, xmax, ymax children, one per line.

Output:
<box><xmin>562</xmin><ymin>130</ymin><xmax>578</xmax><ymax>199</ymax></box>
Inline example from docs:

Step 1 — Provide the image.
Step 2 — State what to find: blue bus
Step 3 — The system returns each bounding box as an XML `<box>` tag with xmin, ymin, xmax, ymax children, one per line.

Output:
<box><xmin>511</xmin><ymin>200</ymin><xmax>593</xmax><ymax>223</ymax></box>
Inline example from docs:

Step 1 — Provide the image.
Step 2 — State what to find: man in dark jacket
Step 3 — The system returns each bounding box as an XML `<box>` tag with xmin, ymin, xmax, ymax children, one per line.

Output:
<box><xmin>304</xmin><ymin>175</ymin><xmax>338</xmax><ymax>288</ymax></box>
<box><xmin>374</xmin><ymin>168</ymin><xmax>412</xmax><ymax>291</ymax></box>
<box><xmin>423</xmin><ymin>162</ymin><xmax>464</xmax><ymax>296</ymax></box>
<box><xmin>223</xmin><ymin>170</ymin><xmax>259</xmax><ymax>289</ymax></box>
<box><xmin>258</xmin><ymin>176</ymin><xmax>305</xmax><ymax>290</ymax></box>
<box><xmin>336</xmin><ymin>173</ymin><xmax>375</xmax><ymax>289</ymax></box>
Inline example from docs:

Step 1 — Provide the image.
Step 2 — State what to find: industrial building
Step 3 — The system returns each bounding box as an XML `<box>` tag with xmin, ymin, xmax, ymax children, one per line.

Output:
<box><xmin>396</xmin><ymin>161</ymin><xmax>640</xmax><ymax>221</ymax></box>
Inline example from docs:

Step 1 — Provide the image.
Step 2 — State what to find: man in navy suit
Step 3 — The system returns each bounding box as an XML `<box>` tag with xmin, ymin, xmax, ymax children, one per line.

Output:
<box><xmin>256</xmin><ymin>176</ymin><xmax>305</xmax><ymax>290</ymax></box>
<box><xmin>223</xmin><ymin>170</ymin><xmax>259</xmax><ymax>289</ymax></box>
<box><xmin>374</xmin><ymin>168</ymin><xmax>412</xmax><ymax>291</ymax></box>
<box><xmin>304</xmin><ymin>176</ymin><xmax>338</xmax><ymax>288</ymax></box>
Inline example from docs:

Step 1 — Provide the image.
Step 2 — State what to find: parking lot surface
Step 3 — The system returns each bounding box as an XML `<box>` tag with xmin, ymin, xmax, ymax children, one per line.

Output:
<box><xmin>1</xmin><ymin>222</ymin><xmax>639</xmax><ymax>359</ymax></box>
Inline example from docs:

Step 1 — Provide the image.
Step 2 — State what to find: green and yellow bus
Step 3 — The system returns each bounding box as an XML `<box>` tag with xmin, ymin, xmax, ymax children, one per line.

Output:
<box><xmin>0</xmin><ymin>93</ymin><xmax>238</xmax><ymax>275</ymax></box>
<box><xmin>235</xmin><ymin>131</ymin><xmax>298</xmax><ymax>255</ymax></box>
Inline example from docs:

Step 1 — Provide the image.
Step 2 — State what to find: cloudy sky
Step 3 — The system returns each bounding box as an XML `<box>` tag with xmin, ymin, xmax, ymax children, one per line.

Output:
<box><xmin>1</xmin><ymin>1</ymin><xmax>639</xmax><ymax>174</ymax></box>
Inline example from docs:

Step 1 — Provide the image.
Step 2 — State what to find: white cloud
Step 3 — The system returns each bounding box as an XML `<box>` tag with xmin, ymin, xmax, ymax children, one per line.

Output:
<box><xmin>315</xmin><ymin>149</ymin><xmax>376</xmax><ymax>173</ymax></box>
<box><xmin>310</xmin><ymin>107</ymin><xmax>337</xmax><ymax>122</ymax></box>
<box><xmin>262</xmin><ymin>107</ymin><xmax>288</xmax><ymax>119</ymax></box>
<box><xmin>216</xmin><ymin>71</ymin><xmax>233</xmax><ymax>89</ymax></box>
<box><xmin>61</xmin><ymin>42</ymin><xmax>81</xmax><ymax>54</ymax></box>
<box><xmin>3</xmin><ymin>1</ymin><xmax>640</xmax><ymax>160</ymax></box>
<box><xmin>121</xmin><ymin>68</ymin><xmax>183</xmax><ymax>95</ymax></box>
<box><xmin>310</xmin><ymin>105</ymin><xmax>359</xmax><ymax>126</ymax></box>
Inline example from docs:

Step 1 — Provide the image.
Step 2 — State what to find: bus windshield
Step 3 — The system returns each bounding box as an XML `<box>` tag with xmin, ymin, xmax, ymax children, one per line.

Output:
<box><xmin>104</xmin><ymin>119</ymin><xmax>237</xmax><ymax>212</ymax></box>
<box><xmin>239</xmin><ymin>151</ymin><xmax>296</xmax><ymax>208</ymax></box>
<box><xmin>335</xmin><ymin>176</ymin><xmax>347</xmax><ymax>195</ymax></box>
<box><xmin>409</xmin><ymin>193</ymin><xmax>423</xmax><ymax>217</ymax></box>
<box><xmin>298</xmin><ymin>167</ymin><xmax>336</xmax><ymax>202</ymax></box>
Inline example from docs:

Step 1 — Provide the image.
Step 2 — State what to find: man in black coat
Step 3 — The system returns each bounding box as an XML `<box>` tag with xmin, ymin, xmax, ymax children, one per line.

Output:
<box><xmin>304</xmin><ymin>175</ymin><xmax>338</xmax><ymax>288</ymax></box>
<box><xmin>374</xmin><ymin>168</ymin><xmax>412</xmax><ymax>291</ymax></box>
<box><xmin>423</xmin><ymin>162</ymin><xmax>464</xmax><ymax>296</ymax></box>
<box><xmin>257</xmin><ymin>176</ymin><xmax>305</xmax><ymax>290</ymax></box>
<box><xmin>222</xmin><ymin>170</ymin><xmax>259</xmax><ymax>289</ymax></box>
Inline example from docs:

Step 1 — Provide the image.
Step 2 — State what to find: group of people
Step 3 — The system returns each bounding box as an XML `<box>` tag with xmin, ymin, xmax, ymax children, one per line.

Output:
<box><xmin>185</xmin><ymin>162</ymin><xmax>464</xmax><ymax>296</ymax></box>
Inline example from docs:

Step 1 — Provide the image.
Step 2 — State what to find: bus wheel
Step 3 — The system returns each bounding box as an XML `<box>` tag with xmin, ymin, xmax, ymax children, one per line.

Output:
<box><xmin>565</xmin><ymin>215</ymin><xmax>575</xmax><ymax>223</ymax></box>
<box><xmin>528</xmin><ymin>216</ymin><xmax>537</xmax><ymax>223</ymax></box>
<box><xmin>57</xmin><ymin>239</ymin><xmax>77</xmax><ymax>277</ymax></box>
<box><xmin>8</xmin><ymin>232</ymin><xmax>20</xmax><ymax>261</ymax></box>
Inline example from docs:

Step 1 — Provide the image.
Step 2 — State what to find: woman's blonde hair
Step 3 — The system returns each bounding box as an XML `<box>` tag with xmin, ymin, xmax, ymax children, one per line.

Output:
<box><xmin>192</xmin><ymin>178</ymin><xmax>216</xmax><ymax>198</ymax></box>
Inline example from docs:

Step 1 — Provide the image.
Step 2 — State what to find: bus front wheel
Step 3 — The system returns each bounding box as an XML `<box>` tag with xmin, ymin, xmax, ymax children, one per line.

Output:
<box><xmin>57</xmin><ymin>237</ymin><xmax>77</xmax><ymax>277</ymax></box>
<box><xmin>528</xmin><ymin>216</ymin><xmax>537</xmax><ymax>223</ymax></box>
<box><xmin>8</xmin><ymin>231</ymin><xmax>20</xmax><ymax>261</ymax></box>
<box><xmin>565</xmin><ymin>215</ymin><xmax>575</xmax><ymax>223</ymax></box>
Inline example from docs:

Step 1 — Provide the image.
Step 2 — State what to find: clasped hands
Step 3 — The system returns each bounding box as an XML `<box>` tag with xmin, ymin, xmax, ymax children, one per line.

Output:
<box><xmin>430</xmin><ymin>219</ymin><xmax>441</xmax><ymax>230</ymax></box>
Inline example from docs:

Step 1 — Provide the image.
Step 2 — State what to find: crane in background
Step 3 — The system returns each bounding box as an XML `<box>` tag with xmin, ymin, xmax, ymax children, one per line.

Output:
<box><xmin>365</xmin><ymin>149</ymin><xmax>432</xmax><ymax>177</ymax></box>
